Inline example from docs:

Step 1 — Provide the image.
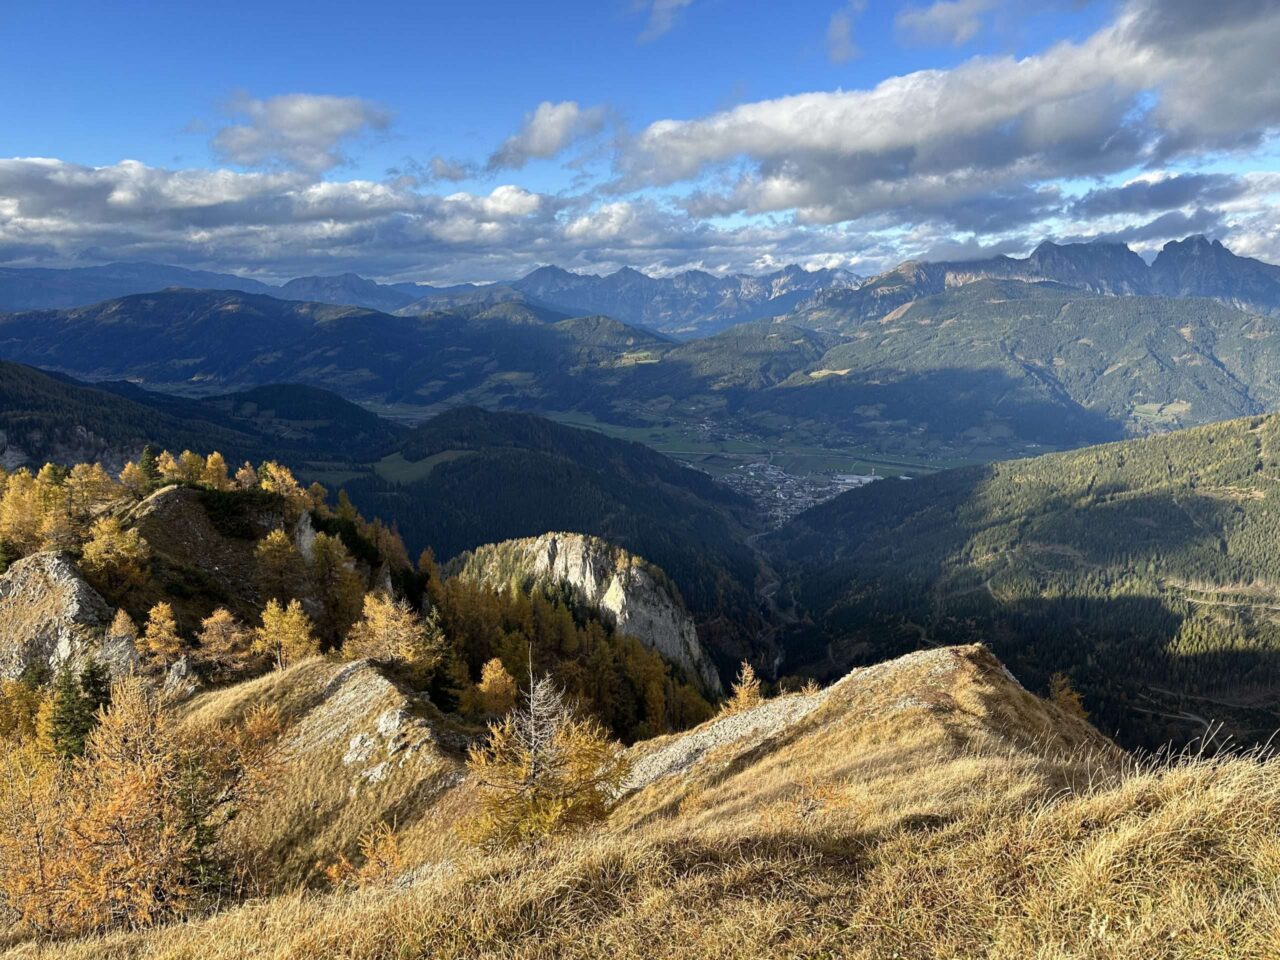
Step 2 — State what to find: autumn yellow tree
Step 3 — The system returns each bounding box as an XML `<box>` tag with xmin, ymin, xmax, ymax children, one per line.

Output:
<box><xmin>139</xmin><ymin>602</ymin><xmax>183</xmax><ymax>666</ymax></box>
<box><xmin>255</xmin><ymin>527</ymin><xmax>303</xmax><ymax>603</ymax></box>
<box><xmin>155</xmin><ymin>450</ymin><xmax>180</xmax><ymax>484</ymax></box>
<box><xmin>309</xmin><ymin>532</ymin><xmax>365</xmax><ymax>640</ymax></box>
<box><xmin>65</xmin><ymin>463</ymin><xmax>119</xmax><ymax>521</ymax></box>
<box><xmin>197</xmin><ymin>608</ymin><xmax>254</xmax><ymax>674</ymax></box>
<box><xmin>0</xmin><ymin>468</ymin><xmax>42</xmax><ymax>555</ymax></box>
<box><xmin>1049</xmin><ymin>672</ymin><xmax>1088</xmax><ymax>720</ymax></box>
<box><xmin>475</xmin><ymin>658</ymin><xmax>518</xmax><ymax>716</ymax></box>
<box><xmin>202</xmin><ymin>452</ymin><xmax>231</xmax><ymax>491</ymax></box>
<box><xmin>0</xmin><ymin>679</ymin><xmax>42</xmax><ymax>743</ymax></box>
<box><xmin>259</xmin><ymin>461</ymin><xmax>307</xmax><ymax>518</ymax></box>
<box><xmin>0</xmin><ymin>680</ymin><xmax>281</xmax><ymax>938</ymax></box>
<box><xmin>343</xmin><ymin>593</ymin><xmax>445</xmax><ymax>678</ymax></box>
<box><xmin>464</xmin><ymin>676</ymin><xmax>629</xmax><ymax>850</ymax></box>
<box><xmin>723</xmin><ymin>661</ymin><xmax>763</xmax><ymax>715</ymax></box>
<box><xmin>254</xmin><ymin>598</ymin><xmax>318</xmax><ymax>670</ymax></box>
<box><xmin>175</xmin><ymin>450</ymin><xmax>205</xmax><ymax>485</ymax></box>
<box><xmin>118</xmin><ymin>460</ymin><xmax>149</xmax><ymax>499</ymax></box>
<box><xmin>107</xmin><ymin>608</ymin><xmax>138</xmax><ymax>644</ymax></box>
<box><xmin>79</xmin><ymin>516</ymin><xmax>150</xmax><ymax>595</ymax></box>
<box><xmin>233</xmin><ymin>461</ymin><xmax>259</xmax><ymax>490</ymax></box>
<box><xmin>323</xmin><ymin>822</ymin><xmax>403</xmax><ymax>890</ymax></box>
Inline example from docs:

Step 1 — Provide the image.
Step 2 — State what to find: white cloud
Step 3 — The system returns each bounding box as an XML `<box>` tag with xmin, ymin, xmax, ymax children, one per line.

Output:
<box><xmin>637</xmin><ymin>0</ymin><xmax>695</xmax><ymax>41</ymax></box>
<box><xmin>5</xmin><ymin>1</ymin><xmax>1280</xmax><ymax>281</ymax></box>
<box><xmin>488</xmin><ymin>101</ymin><xmax>609</xmax><ymax>171</ymax></box>
<box><xmin>896</xmin><ymin>0</ymin><xmax>996</xmax><ymax>46</ymax></box>
<box><xmin>617</xmin><ymin>0</ymin><xmax>1280</xmax><ymax>229</ymax></box>
<box><xmin>210</xmin><ymin>93</ymin><xmax>392</xmax><ymax>173</ymax></box>
<box><xmin>826</xmin><ymin>1</ymin><xmax>867</xmax><ymax>63</ymax></box>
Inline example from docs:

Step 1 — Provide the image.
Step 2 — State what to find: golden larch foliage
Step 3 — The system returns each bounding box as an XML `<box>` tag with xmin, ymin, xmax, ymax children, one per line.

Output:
<box><xmin>140</xmin><ymin>602</ymin><xmax>183</xmax><ymax>666</ymax></box>
<box><xmin>723</xmin><ymin>660</ymin><xmax>763</xmax><ymax>714</ymax></box>
<box><xmin>254</xmin><ymin>599</ymin><xmax>319</xmax><ymax>670</ymax></box>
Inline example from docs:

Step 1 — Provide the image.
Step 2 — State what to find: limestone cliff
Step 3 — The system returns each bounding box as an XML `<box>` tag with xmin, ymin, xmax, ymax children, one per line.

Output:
<box><xmin>0</xmin><ymin>551</ymin><xmax>136</xmax><ymax>679</ymax></box>
<box><xmin>450</xmin><ymin>532</ymin><xmax>723</xmax><ymax>695</ymax></box>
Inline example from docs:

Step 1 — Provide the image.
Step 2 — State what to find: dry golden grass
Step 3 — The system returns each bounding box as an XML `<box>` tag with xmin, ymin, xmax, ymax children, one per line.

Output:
<box><xmin>7</xmin><ymin>645</ymin><xmax>1280</xmax><ymax>959</ymax></box>
<box><xmin>175</xmin><ymin>657</ymin><xmax>476</xmax><ymax>892</ymax></box>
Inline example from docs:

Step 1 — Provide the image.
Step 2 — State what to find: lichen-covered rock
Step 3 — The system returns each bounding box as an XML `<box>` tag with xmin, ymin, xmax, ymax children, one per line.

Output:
<box><xmin>162</xmin><ymin>654</ymin><xmax>201</xmax><ymax>701</ymax></box>
<box><xmin>0</xmin><ymin>551</ymin><xmax>130</xmax><ymax>679</ymax></box>
<box><xmin>451</xmin><ymin>532</ymin><xmax>723</xmax><ymax>695</ymax></box>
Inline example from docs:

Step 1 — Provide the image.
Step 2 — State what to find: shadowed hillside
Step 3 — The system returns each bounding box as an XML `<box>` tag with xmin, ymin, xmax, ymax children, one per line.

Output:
<box><xmin>770</xmin><ymin>412</ymin><xmax>1280</xmax><ymax>749</ymax></box>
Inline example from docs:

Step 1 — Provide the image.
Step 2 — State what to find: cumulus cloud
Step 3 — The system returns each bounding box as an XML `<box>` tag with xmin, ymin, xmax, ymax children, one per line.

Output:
<box><xmin>637</xmin><ymin>0</ymin><xmax>695</xmax><ymax>41</ymax></box>
<box><xmin>488</xmin><ymin>101</ymin><xmax>609</xmax><ymax>171</ymax></box>
<box><xmin>211</xmin><ymin>93</ymin><xmax>392</xmax><ymax>173</ymax></box>
<box><xmin>826</xmin><ymin>1</ymin><xmax>867</xmax><ymax>63</ymax></box>
<box><xmin>896</xmin><ymin>0</ymin><xmax>996</xmax><ymax>46</ymax></box>
<box><xmin>615</xmin><ymin>0</ymin><xmax>1280</xmax><ymax>234</ymax></box>
<box><xmin>5</xmin><ymin>0</ymin><xmax>1280</xmax><ymax>281</ymax></box>
<box><xmin>0</xmin><ymin>156</ymin><xmax>892</xmax><ymax>280</ymax></box>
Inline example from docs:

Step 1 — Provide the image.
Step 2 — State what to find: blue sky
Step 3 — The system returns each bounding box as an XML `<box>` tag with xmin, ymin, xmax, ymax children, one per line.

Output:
<box><xmin>1</xmin><ymin>0</ymin><xmax>1278</xmax><ymax>281</ymax></box>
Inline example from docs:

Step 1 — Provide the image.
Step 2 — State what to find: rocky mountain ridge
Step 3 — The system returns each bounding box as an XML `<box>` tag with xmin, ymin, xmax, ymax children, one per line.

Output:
<box><xmin>449</xmin><ymin>532</ymin><xmax>723</xmax><ymax>695</ymax></box>
<box><xmin>793</xmin><ymin>235</ymin><xmax>1280</xmax><ymax>331</ymax></box>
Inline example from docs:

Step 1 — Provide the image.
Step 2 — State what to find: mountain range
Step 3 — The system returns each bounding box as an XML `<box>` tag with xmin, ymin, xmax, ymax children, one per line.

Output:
<box><xmin>6</xmin><ymin>236</ymin><xmax>1280</xmax><ymax>343</ymax></box>
<box><xmin>0</xmin><ymin>259</ymin><xmax>859</xmax><ymax>338</ymax></box>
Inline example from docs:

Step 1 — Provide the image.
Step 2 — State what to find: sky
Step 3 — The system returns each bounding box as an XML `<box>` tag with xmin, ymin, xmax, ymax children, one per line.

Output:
<box><xmin>1</xmin><ymin>0</ymin><xmax>1279</xmax><ymax>282</ymax></box>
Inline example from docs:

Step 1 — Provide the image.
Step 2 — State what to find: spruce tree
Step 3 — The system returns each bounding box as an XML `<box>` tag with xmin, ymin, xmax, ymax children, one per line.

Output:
<box><xmin>78</xmin><ymin>660</ymin><xmax>112</xmax><ymax>718</ymax></box>
<box><xmin>137</xmin><ymin>445</ymin><xmax>160</xmax><ymax>493</ymax></box>
<box><xmin>46</xmin><ymin>666</ymin><xmax>94</xmax><ymax>761</ymax></box>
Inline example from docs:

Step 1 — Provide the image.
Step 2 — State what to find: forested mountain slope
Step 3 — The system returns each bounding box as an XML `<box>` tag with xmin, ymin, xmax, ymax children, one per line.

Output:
<box><xmin>343</xmin><ymin>408</ymin><xmax>764</xmax><ymax>667</ymax></box>
<box><xmin>768</xmin><ymin>280</ymin><xmax>1280</xmax><ymax>446</ymax></box>
<box><xmin>770</xmin><ymin>413</ymin><xmax>1280</xmax><ymax>749</ymax></box>
<box><xmin>0</xmin><ymin>362</ymin><xmax>404</xmax><ymax>470</ymax></box>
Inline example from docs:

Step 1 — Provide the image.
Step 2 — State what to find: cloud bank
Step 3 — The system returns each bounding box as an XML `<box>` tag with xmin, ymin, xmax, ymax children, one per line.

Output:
<box><xmin>3</xmin><ymin>0</ymin><xmax>1280</xmax><ymax>280</ymax></box>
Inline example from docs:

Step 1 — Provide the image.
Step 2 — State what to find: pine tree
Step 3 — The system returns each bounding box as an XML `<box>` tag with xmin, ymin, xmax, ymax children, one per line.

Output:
<box><xmin>78</xmin><ymin>660</ymin><xmax>112</xmax><ymax>719</ymax></box>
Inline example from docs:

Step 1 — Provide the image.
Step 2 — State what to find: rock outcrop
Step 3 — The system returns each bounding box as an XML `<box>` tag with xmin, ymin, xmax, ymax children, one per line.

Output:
<box><xmin>0</xmin><ymin>551</ymin><xmax>134</xmax><ymax>679</ymax></box>
<box><xmin>451</xmin><ymin>532</ymin><xmax>723</xmax><ymax>695</ymax></box>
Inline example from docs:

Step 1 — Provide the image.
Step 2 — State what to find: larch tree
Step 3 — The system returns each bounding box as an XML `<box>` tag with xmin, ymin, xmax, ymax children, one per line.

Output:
<box><xmin>255</xmin><ymin>528</ymin><xmax>303</xmax><ymax>603</ymax></box>
<box><xmin>118</xmin><ymin>461</ymin><xmax>149</xmax><ymax>499</ymax></box>
<box><xmin>254</xmin><ymin>598</ymin><xmax>318</xmax><ymax>670</ymax></box>
<box><xmin>723</xmin><ymin>661</ymin><xmax>763</xmax><ymax>715</ymax></box>
<box><xmin>233</xmin><ymin>461</ymin><xmax>259</xmax><ymax>490</ymax></box>
<box><xmin>477</xmin><ymin>658</ymin><xmax>518</xmax><ymax>716</ymax></box>
<box><xmin>196</xmin><ymin>608</ymin><xmax>254</xmax><ymax>674</ymax></box>
<box><xmin>309</xmin><ymin>532</ymin><xmax>365</xmax><ymax>641</ymax></box>
<box><xmin>140</xmin><ymin>602</ymin><xmax>183</xmax><ymax>666</ymax></box>
<box><xmin>463</xmin><ymin>675</ymin><xmax>629</xmax><ymax>850</ymax></box>
<box><xmin>79</xmin><ymin>516</ymin><xmax>150</xmax><ymax>595</ymax></box>
<box><xmin>343</xmin><ymin>593</ymin><xmax>444</xmax><ymax>679</ymax></box>
<box><xmin>202</xmin><ymin>452</ymin><xmax>231</xmax><ymax>491</ymax></box>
